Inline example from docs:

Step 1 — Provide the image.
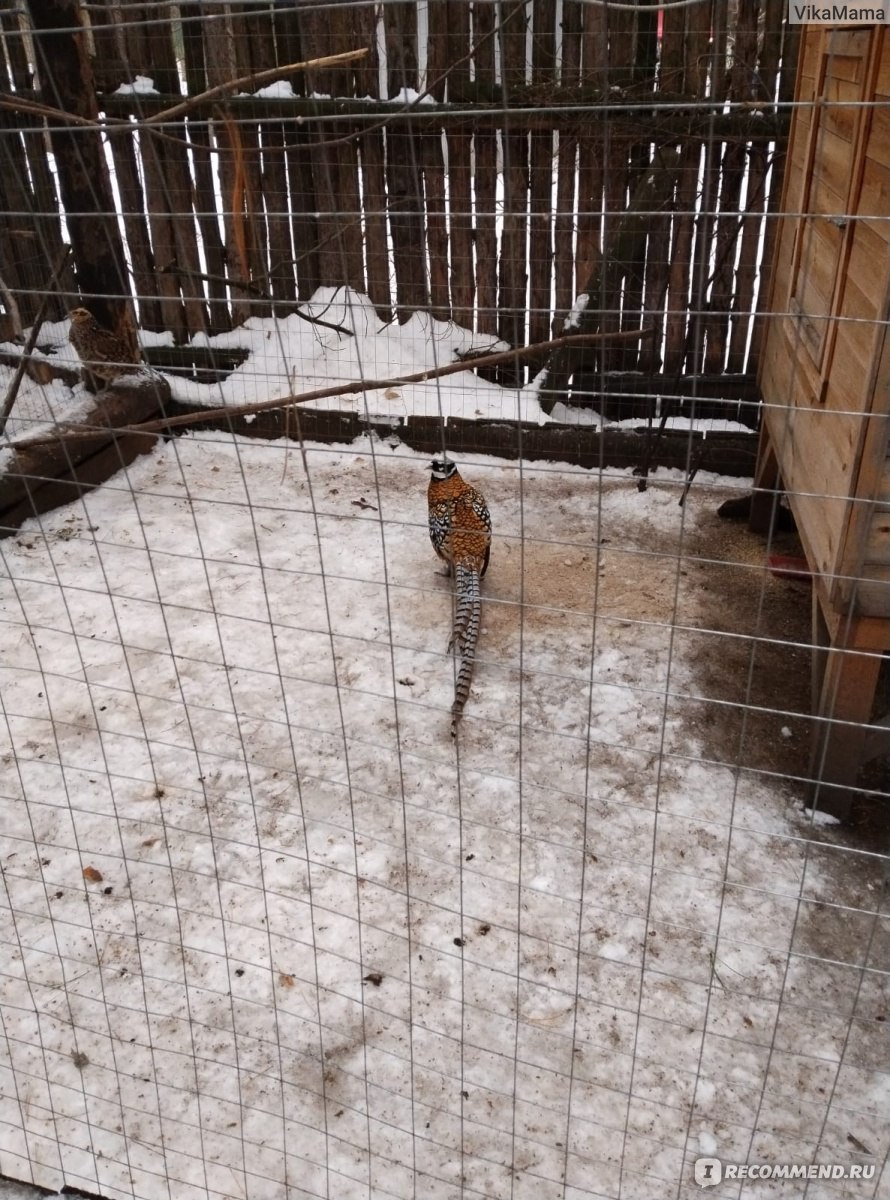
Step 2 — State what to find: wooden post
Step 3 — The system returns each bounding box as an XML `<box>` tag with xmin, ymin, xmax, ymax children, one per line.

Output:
<box><xmin>809</xmin><ymin>604</ymin><xmax>884</xmax><ymax>820</ymax></box>
<box><xmin>748</xmin><ymin>420</ymin><xmax>782</xmax><ymax>534</ymax></box>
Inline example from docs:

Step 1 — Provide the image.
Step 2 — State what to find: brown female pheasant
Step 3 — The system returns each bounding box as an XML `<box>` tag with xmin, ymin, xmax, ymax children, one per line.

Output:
<box><xmin>68</xmin><ymin>307</ymin><xmax>142</xmax><ymax>385</ymax></box>
<box><xmin>428</xmin><ymin>457</ymin><xmax>492</xmax><ymax>734</ymax></box>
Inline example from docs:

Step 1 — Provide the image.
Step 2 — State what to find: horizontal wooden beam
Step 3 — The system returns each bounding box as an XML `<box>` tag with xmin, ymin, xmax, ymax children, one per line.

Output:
<box><xmin>75</xmin><ymin>93</ymin><xmax>789</xmax><ymax>142</ymax></box>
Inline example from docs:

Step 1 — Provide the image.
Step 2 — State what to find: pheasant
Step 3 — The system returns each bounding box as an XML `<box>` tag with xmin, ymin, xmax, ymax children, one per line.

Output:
<box><xmin>428</xmin><ymin>457</ymin><xmax>492</xmax><ymax>734</ymax></box>
<box><xmin>67</xmin><ymin>306</ymin><xmax>142</xmax><ymax>386</ymax></box>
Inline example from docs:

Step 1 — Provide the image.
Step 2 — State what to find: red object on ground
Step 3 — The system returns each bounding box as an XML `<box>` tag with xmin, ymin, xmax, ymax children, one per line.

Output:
<box><xmin>767</xmin><ymin>554</ymin><xmax>812</xmax><ymax>581</ymax></box>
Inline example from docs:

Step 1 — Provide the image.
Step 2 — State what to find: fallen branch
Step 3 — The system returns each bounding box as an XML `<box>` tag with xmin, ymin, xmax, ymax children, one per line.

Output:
<box><xmin>17</xmin><ymin>328</ymin><xmax>652</xmax><ymax>450</ymax></box>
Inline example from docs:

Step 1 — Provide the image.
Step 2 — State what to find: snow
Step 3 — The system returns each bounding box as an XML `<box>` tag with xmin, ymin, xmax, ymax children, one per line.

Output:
<box><xmin>0</xmin><ymin>363</ymin><xmax>96</xmax><ymax>444</ymax></box>
<box><xmin>112</xmin><ymin>76</ymin><xmax>158</xmax><ymax>96</ymax></box>
<box><xmin>0</xmin><ymin>432</ymin><xmax>886</xmax><ymax>1200</ymax></box>
<box><xmin>164</xmin><ymin>287</ymin><xmax>537</xmax><ymax>424</ymax></box>
<box><xmin>0</xmin><ymin>291</ymin><xmax>754</xmax><ymax>438</ymax></box>
<box><xmin>136</xmin><ymin>330</ymin><xmax>174</xmax><ymax>350</ymax></box>
<box><xmin>254</xmin><ymin>80</ymin><xmax>296</xmax><ymax>99</ymax></box>
<box><xmin>388</xmin><ymin>87</ymin><xmax>437</xmax><ymax>105</ymax></box>
<box><xmin>803</xmin><ymin>807</ymin><xmax>843</xmax><ymax>828</ymax></box>
<box><xmin>563</xmin><ymin>292</ymin><xmax>589</xmax><ymax>332</ymax></box>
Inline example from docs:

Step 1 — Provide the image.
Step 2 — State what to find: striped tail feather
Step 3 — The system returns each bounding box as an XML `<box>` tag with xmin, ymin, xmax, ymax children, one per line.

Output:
<box><xmin>451</xmin><ymin>563</ymin><xmax>480</xmax><ymax>654</ymax></box>
<box><xmin>451</xmin><ymin>564</ymin><xmax>482</xmax><ymax>735</ymax></box>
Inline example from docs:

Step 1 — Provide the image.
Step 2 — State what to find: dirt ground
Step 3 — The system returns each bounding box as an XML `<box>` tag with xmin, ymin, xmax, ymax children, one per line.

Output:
<box><xmin>483</xmin><ymin>464</ymin><xmax>888</xmax><ymax>867</ymax></box>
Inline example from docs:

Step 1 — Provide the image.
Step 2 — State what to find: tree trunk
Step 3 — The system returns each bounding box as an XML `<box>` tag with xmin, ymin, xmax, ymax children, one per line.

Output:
<box><xmin>27</xmin><ymin>0</ymin><xmax>131</xmax><ymax>336</ymax></box>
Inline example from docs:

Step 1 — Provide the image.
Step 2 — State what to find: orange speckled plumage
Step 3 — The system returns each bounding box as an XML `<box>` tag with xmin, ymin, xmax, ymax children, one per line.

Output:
<box><xmin>427</xmin><ymin>458</ymin><xmax>492</xmax><ymax>734</ymax></box>
<box><xmin>427</xmin><ymin>467</ymin><xmax>492</xmax><ymax>576</ymax></box>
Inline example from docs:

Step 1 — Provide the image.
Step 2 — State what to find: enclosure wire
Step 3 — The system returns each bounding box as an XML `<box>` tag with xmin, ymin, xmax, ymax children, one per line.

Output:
<box><xmin>719</xmin><ymin>34</ymin><xmax>890</xmax><ymax>1197</ymax></box>
<box><xmin>0</xmin><ymin>522</ymin><xmax>167</xmax><ymax>1196</ymax></box>
<box><xmin>1</xmin><ymin>5</ymin><xmax>889</xmax><ymax>1200</ymax></box>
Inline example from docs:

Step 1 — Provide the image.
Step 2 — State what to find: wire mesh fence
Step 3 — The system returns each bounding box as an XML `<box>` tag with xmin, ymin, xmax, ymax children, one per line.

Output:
<box><xmin>0</xmin><ymin>3</ymin><xmax>888</xmax><ymax>1200</ymax></box>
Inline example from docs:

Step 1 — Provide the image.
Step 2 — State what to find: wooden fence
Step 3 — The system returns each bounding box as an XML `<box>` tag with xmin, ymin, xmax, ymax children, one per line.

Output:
<box><xmin>0</xmin><ymin>0</ymin><xmax>797</xmax><ymax>392</ymax></box>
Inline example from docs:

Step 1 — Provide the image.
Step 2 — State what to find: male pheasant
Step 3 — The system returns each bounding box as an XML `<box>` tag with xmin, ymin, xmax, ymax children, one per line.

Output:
<box><xmin>68</xmin><ymin>307</ymin><xmax>142</xmax><ymax>386</ymax></box>
<box><xmin>428</xmin><ymin>457</ymin><xmax>492</xmax><ymax>734</ymax></box>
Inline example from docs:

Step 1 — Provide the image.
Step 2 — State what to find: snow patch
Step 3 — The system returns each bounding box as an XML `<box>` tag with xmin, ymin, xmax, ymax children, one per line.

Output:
<box><xmin>113</xmin><ymin>74</ymin><xmax>158</xmax><ymax>95</ymax></box>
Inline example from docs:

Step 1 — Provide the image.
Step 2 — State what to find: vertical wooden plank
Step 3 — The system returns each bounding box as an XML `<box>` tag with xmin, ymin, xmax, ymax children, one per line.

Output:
<box><xmin>448</xmin><ymin>130</ymin><xmax>474</xmax><ymax>328</ymax></box>
<box><xmin>688</xmin><ymin>134</ymin><xmax>721</xmax><ymax>375</ymax></box>
<box><xmin>0</xmin><ymin>19</ymin><xmax>56</xmax><ymax>326</ymax></box>
<box><xmin>381</xmin><ymin>1</ymin><xmax>427</xmax><ymax>319</ymax></box>
<box><xmin>28</xmin><ymin>0</ymin><xmax>132</xmax><ymax>336</ymax></box>
<box><xmin>500</xmin><ymin>0</ymin><xmax>531</xmax><ymax>93</ymax></box>
<box><xmin>446</xmin><ymin>2</ymin><xmax>474</xmax><ymax>327</ymax></box>
<box><xmin>270</xmin><ymin>5</ymin><xmax>320</xmax><ymax>304</ymax></box>
<box><xmin>704</xmin><ymin>139</ymin><xmax>746</xmax><ymax>372</ymax></box>
<box><xmin>202</xmin><ymin>2</ymin><xmax>251</xmax><ymax>324</ymax></box>
<box><xmin>138</xmin><ymin>134</ymin><xmax>190</xmax><ymax>338</ymax></box>
<box><xmin>554</xmin><ymin>129</ymin><xmax>578</xmax><ymax>333</ymax></box>
<box><xmin>427</xmin><ymin>0</ymin><xmax>450</xmax><ymax>99</ymax></box>
<box><xmin>384</xmin><ymin>0</ymin><xmax>418</xmax><ymax>98</ymax></box>
<box><xmin>749</xmin><ymin>19</ymin><xmax>802</xmax><ymax>374</ymax></box>
<box><xmin>360</xmin><ymin>129</ymin><xmax>391</xmax><ymax>318</ymax></box>
<box><xmin>118</xmin><ymin>4</ymin><xmax>209</xmax><ymax>336</ymax></box>
<box><xmin>528</xmin><ymin>0</ymin><xmax>556</xmax><ymax>346</ymax></box>
<box><xmin>553</xmin><ymin>0</ymin><xmax>582</xmax><ymax>331</ymax></box>
<box><xmin>227</xmin><ymin>3</ymin><xmax>270</xmax><ymax>316</ymax></box>
<box><xmin>728</xmin><ymin>0</ymin><xmax>785</xmax><ymax>371</ymax></box>
<box><xmin>262</xmin><ymin>123</ymin><xmax>296</xmax><ymax>308</ymax></box>
<box><xmin>334</xmin><ymin>131</ymin><xmax>367</xmax><ymax>295</ymax></box>
<box><xmin>499</xmin><ymin>2</ymin><xmax>532</xmax><ymax>375</ymax></box>
<box><xmin>683</xmin><ymin>0</ymin><xmax>713</xmax><ymax>96</ymax></box>
<box><xmin>600</xmin><ymin>133</ymin><xmax>629</xmax><ymax>371</ymax></box>
<box><xmin>633</xmin><ymin>0</ymin><xmax>659</xmax><ymax>89</ymax></box>
<box><xmin>498</xmin><ymin>129</ymin><xmax>529</xmax><ymax>377</ymax></box>
<box><xmin>727</xmin><ymin>146</ymin><xmax>769</xmax><ymax>374</ymax></box>
<box><xmin>422</xmin><ymin>0</ymin><xmax>450</xmax><ymax>316</ymax></box>
<box><xmin>664</xmin><ymin>144</ymin><xmax>700</xmax><ymax>374</ymax></box>
<box><xmin>86</xmin><ymin>6</ymin><xmax>156</xmax><ymax>331</ymax></box>
<box><xmin>702</xmin><ymin>0</ymin><xmax>752</xmax><ymax>372</ymax></box>
<box><xmin>683</xmin><ymin>0</ymin><xmax>716</xmax><ymax>374</ymax></box>
<box><xmin>388</xmin><ymin>124</ymin><xmax>429</xmax><ymax>316</ymax></box>
<box><xmin>660</xmin><ymin>0</ymin><xmax>685</xmax><ymax>92</ymax></box>
<box><xmin>106</xmin><ymin>134</ymin><xmax>163</xmax><ymax>331</ymax></box>
<box><xmin>607</xmin><ymin>5</ymin><xmax>636</xmax><ymax>92</ymax></box>
<box><xmin>0</xmin><ymin>7</ymin><xmax>75</xmax><ymax>321</ymax></box>
<box><xmin>180</xmin><ymin>3</ymin><xmax>231</xmax><ymax>331</ymax></box>
<box><xmin>238</xmin><ymin>2</ymin><xmax>290</xmax><ymax>309</ymax></box>
<box><xmin>425</xmin><ymin>132</ymin><xmax>450</xmax><ymax>318</ymax></box>
<box><xmin>384</xmin><ymin>1</ymin><xmax>426</xmax><ymax>317</ymax></box>
<box><xmin>446</xmin><ymin>0</ymin><xmax>471</xmax><ymax>100</ymax></box>
<box><xmin>473</xmin><ymin>0</ymin><xmax>498</xmax><ymax>334</ymax></box>
<box><xmin>351</xmin><ymin>3</ymin><xmax>391</xmax><ymax>318</ymax></box>
<box><xmin>0</xmin><ymin>130</ymin><xmax>45</xmax><ymax>328</ymax></box>
<box><xmin>576</xmin><ymin>0</ymin><xmax>607</xmax><ymax>292</ymax></box>
<box><xmin>638</xmin><ymin>210</ymin><xmax>671</xmax><ymax>373</ymax></box>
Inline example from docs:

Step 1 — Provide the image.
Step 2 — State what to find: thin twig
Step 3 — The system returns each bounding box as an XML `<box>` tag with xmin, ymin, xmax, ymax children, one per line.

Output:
<box><xmin>161</xmin><ymin>265</ymin><xmax>355</xmax><ymax>337</ymax></box>
<box><xmin>18</xmin><ymin>328</ymin><xmax>652</xmax><ymax>450</ymax></box>
<box><xmin>0</xmin><ymin>244</ymin><xmax>72</xmax><ymax>439</ymax></box>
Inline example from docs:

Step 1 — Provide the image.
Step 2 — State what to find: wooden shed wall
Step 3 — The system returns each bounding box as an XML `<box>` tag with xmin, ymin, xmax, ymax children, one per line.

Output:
<box><xmin>760</xmin><ymin>24</ymin><xmax>890</xmax><ymax>617</ymax></box>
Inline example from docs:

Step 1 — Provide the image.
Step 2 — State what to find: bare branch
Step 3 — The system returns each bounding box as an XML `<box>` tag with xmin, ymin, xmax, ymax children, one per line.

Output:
<box><xmin>144</xmin><ymin>50</ymin><xmax>370</xmax><ymax>126</ymax></box>
<box><xmin>0</xmin><ymin>49</ymin><xmax>369</xmax><ymax>134</ymax></box>
<box><xmin>17</xmin><ymin>329</ymin><xmax>652</xmax><ymax>450</ymax></box>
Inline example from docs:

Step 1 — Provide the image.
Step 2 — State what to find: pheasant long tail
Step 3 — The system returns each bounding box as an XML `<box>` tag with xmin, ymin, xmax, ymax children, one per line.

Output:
<box><xmin>451</xmin><ymin>564</ymin><xmax>481</xmax><ymax>735</ymax></box>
